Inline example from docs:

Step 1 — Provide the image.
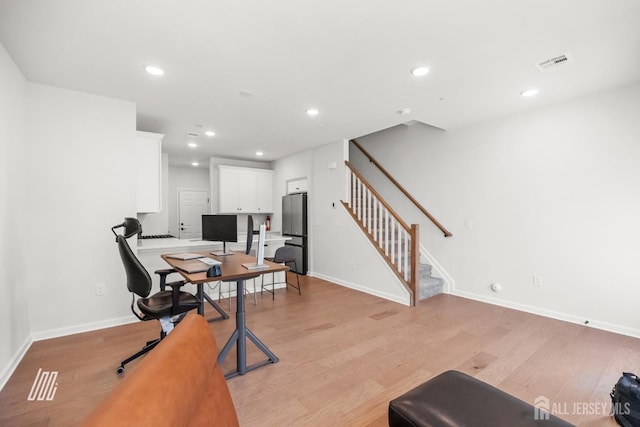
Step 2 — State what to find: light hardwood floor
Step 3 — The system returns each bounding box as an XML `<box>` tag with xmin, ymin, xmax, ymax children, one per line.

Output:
<box><xmin>1</xmin><ymin>274</ymin><xmax>638</xmax><ymax>426</ymax></box>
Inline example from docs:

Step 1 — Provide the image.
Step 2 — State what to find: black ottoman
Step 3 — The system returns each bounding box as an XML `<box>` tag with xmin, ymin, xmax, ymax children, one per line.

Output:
<box><xmin>389</xmin><ymin>370</ymin><xmax>574</xmax><ymax>427</ymax></box>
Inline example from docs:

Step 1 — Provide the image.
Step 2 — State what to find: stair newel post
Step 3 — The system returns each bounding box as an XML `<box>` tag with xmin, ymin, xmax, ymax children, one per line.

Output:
<box><xmin>410</xmin><ymin>224</ymin><xmax>419</xmax><ymax>307</ymax></box>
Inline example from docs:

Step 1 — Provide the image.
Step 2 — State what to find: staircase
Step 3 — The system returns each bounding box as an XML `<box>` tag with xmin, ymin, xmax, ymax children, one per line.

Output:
<box><xmin>343</xmin><ymin>139</ymin><xmax>452</xmax><ymax>306</ymax></box>
<box><xmin>400</xmin><ymin>253</ymin><xmax>444</xmax><ymax>300</ymax></box>
<box><xmin>419</xmin><ymin>263</ymin><xmax>444</xmax><ymax>299</ymax></box>
<box><xmin>343</xmin><ymin>161</ymin><xmax>446</xmax><ymax>305</ymax></box>
<box><xmin>380</xmin><ymin>236</ymin><xmax>444</xmax><ymax>300</ymax></box>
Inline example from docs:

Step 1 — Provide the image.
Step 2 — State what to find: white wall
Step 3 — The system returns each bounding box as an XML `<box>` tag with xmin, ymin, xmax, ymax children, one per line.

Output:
<box><xmin>0</xmin><ymin>42</ymin><xmax>30</xmax><ymax>389</ymax></box>
<box><xmin>355</xmin><ymin>84</ymin><xmax>640</xmax><ymax>335</ymax></box>
<box><xmin>25</xmin><ymin>83</ymin><xmax>137</xmax><ymax>338</ymax></box>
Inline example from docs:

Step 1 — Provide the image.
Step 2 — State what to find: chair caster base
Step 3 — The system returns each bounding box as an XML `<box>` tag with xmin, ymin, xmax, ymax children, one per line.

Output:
<box><xmin>117</xmin><ymin>365</ymin><xmax>124</xmax><ymax>374</ymax></box>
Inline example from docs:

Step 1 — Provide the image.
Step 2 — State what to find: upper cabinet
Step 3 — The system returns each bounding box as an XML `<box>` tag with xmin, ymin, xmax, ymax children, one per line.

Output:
<box><xmin>218</xmin><ymin>165</ymin><xmax>273</xmax><ymax>213</ymax></box>
<box><xmin>136</xmin><ymin>131</ymin><xmax>163</xmax><ymax>213</ymax></box>
<box><xmin>256</xmin><ymin>169</ymin><xmax>274</xmax><ymax>213</ymax></box>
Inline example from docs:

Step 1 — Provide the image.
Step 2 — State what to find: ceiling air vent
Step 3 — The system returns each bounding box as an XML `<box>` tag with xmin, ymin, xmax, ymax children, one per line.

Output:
<box><xmin>187</xmin><ymin>132</ymin><xmax>199</xmax><ymax>137</ymax></box>
<box><xmin>535</xmin><ymin>52</ymin><xmax>574</xmax><ymax>72</ymax></box>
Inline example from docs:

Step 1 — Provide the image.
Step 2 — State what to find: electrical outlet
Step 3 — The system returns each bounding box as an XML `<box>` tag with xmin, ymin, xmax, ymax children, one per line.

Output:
<box><xmin>95</xmin><ymin>283</ymin><xmax>106</xmax><ymax>296</ymax></box>
<box><xmin>533</xmin><ymin>275</ymin><xmax>542</xmax><ymax>287</ymax></box>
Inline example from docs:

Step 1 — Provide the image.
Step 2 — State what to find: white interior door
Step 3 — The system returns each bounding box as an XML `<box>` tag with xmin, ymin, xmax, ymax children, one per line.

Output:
<box><xmin>178</xmin><ymin>189</ymin><xmax>209</xmax><ymax>239</ymax></box>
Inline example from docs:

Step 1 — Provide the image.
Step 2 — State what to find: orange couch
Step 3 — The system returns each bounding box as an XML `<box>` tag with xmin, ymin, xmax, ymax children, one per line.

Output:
<box><xmin>82</xmin><ymin>314</ymin><xmax>239</xmax><ymax>427</ymax></box>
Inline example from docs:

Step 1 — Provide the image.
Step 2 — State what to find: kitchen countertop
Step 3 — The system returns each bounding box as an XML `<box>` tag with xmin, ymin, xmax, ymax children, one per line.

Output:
<box><xmin>137</xmin><ymin>232</ymin><xmax>290</xmax><ymax>252</ymax></box>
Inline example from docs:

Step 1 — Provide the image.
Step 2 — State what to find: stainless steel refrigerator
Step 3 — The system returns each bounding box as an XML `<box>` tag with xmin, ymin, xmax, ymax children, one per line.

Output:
<box><xmin>282</xmin><ymin>192</ymin><xmax>307</xmax><ymax>275</ymax></box>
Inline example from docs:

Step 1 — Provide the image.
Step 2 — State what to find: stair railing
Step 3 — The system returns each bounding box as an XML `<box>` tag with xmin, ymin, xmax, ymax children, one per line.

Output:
<box><xmin>342</xmin><ymin>161</ymin><xmax>418</xmax><ymax>306</ymax></box>
<box><xmin>350</xmin><ymin>138</ymin><xmax>452</xmax><ymax>237</ymax></box>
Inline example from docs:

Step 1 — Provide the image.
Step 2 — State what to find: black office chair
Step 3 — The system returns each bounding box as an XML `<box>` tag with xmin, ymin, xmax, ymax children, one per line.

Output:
<box><xmin>212</xmin><ymin>215</ymin><xmax>260</xmax><ymax>307</ymax></box>
<box><xmin>261</xmin><ymin>246</ymin><xmax>301</xmax><ymax>300</ymax></box>
<box><xmin>112</xmin><ymin>218</ymin><xmax>200</xmax><ymax>374</ymax></box>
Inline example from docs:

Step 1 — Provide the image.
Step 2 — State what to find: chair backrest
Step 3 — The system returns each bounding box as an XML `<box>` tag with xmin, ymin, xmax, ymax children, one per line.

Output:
<box><xmin>117</xmin><ymin>235</ymin><xmax>153</xmax><ymax>298</ymax></box>
<box><xmin>245</xmin><ymin>215</ymin><xmax>254</xmax><ymax>255</ymax></box>
<box><xmin>273</xmin><ymin>245</ymin><xmax>296</xmax><ymax>263</ymax></box>
<box><xmin>123</xmin><ymin>217</ymin><xmax>142</xmax><ymax>238</ymax></box>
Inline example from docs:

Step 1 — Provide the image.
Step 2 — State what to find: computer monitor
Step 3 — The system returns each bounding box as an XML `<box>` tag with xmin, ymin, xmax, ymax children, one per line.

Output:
<box><xmin>202</xmin><ymin>214</ymin><xmax>237</xmax><ymax>255</ymax></box>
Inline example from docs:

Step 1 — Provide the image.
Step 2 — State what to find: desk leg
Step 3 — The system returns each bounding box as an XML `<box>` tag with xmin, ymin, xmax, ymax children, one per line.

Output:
<box><xmin>217</xmin><ymin>278</ymin><xmax>278</xmax><ymax>379</ymax></box>
<box><xmin>237</xmin><ymin>293</ymin><xmax>247</xmax><ymax>374</ymax></box>
<box><xmin>196</xmin><ymin>284</ymin><xmax>205</xmax><ymax>315</ymax></box>
<box><xmin>197</xmin><ymin>283</ymin><xmax>229</xmax><ymax>321</ymax></box>
<box><xmin>203</xmin><ymin>291</ymin><xmax>229</xmax><ymax>320</ymax></box>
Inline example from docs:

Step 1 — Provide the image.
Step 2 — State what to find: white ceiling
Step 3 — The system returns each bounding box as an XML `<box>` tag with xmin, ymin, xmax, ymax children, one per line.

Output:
<box><xmin>1</xmin><ymin>0</ymin><xmax>639</xmax><ymax>166</ymax></box>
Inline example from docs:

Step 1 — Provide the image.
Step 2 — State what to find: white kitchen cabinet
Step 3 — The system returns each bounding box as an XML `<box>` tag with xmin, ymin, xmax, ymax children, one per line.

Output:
<box><xmin>256</xmin><ymin>169</ymin><xmax>274</xmax><ymax>213</ymax></box>
<box><xmin>136</xmin><ymin>131</ymin><xmax>163</xmax><ymax>213</ymax></box>
<box><xmin>218</xmin><ymin>165</ymin><xmax>273</xmax><ymax>213</ymax></box>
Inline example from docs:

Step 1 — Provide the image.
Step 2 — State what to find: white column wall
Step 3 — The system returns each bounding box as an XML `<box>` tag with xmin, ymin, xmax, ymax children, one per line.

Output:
<box><xmin>355</xmin><ymin>84</ymin><xmax>640</xmax><ymax>335</ymax></box>
<box><xmin>25</xmin><ymin>83</ymin><xmax>137</xmax><ymax>338</ymax></box>
<box><xmin>0</xmin><ymin>42</ymin><xmax>30</xmax><ymax>389</ymax></box>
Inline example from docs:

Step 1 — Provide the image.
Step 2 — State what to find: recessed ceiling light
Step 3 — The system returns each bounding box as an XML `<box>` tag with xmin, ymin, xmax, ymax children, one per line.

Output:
<box><xmin>205</xmin><ymin>130</ymin><xmax>215</xmax><ymax>137</ymax></box>
<box><xmin>256</xmin><ymin>151</ymin><xmax>264</xmax><ymax>156</ymax></box>
<box><xmin>144</xmin><ymin>65</ymin><xmax>165</xmax><ymax>76</ymax></box>
<box><xmin>521</xmin><ymin>88</ymin><xmax>539</xmax><ymax>97</ymax></box>
<box><xmin>188</xmin><ymin>142</ymin><xmax>197</xmax><ymax>148</ymax></box>
<box><xmin>191</xmin><ymin>162</ymin><xmax>199</xmax><ymax>167</ymax></box>
<box><xmin>306</xmin><ymin>108</ymin><xmax>319</xmax><ymax>117</ymax></box>
<box><xmin>411</xmin><ymin>66</ymin><xmax>430</xmax><ymax>77</ymax></box>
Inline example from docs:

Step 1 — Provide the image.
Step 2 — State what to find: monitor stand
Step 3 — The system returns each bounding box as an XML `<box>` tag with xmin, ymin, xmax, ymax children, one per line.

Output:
<box><xmin>211</xmin><ymin>241</ymin><xmax>234</xmax><ymax>256</ymax></box>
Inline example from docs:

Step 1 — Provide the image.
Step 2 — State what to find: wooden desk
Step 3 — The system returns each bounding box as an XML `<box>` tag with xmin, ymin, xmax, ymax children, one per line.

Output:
<box><xmin>162</xmin><ymin>251</ymin><xmax>289</xmax><ymax>378</ymax></box>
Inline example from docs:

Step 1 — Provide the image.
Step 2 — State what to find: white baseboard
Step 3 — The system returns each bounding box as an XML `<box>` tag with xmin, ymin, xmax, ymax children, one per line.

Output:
<box><xmin>0</xmin><ymin>335</ymin><xmax>33</xmax><ymax>392</ymax></box>
<box><xmin>450</xmin><ymin>288</ymin><xmax>640</xmax><ymax>339</ymax></box>
<box><xmin>29</xmin><ymin>278</ymin><xmax>288</xmax><ymax>342</ymax></box>
<box><xmin>31</xmin><ymin>315</ymin><xmax>137</xmax><ymax>342</ymax></box>
<box><xmin>310</xmin><ymin>271</ymin><xmax>411</xmax><ymax>306</ymax></box>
